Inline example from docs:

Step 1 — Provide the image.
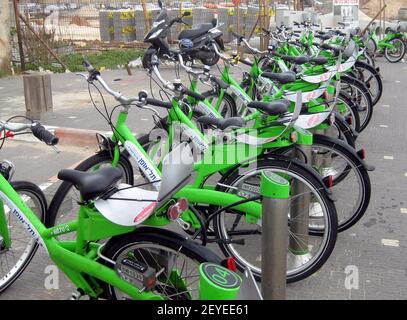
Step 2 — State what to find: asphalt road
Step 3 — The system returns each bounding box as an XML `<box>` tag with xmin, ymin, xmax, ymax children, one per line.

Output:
<box><xmin>1</xmin><ymin>58</ymin><xmax>407</xmax><ymax>299</ymax></box>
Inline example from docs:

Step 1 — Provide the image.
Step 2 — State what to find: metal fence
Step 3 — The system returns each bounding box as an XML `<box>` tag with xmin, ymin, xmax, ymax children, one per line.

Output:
<box><xmin>9</xmin><ymin>0</ymin><xmax>275</xmax><ymax>70</ymax></box>
<box><xmin>10</xmin><ymin>1</ymin><xmax>267</xmax><ymax>42</ymax></box>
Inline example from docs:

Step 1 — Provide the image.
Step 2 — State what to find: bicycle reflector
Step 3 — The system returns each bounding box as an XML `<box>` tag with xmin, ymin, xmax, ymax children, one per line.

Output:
<box><xmin>323</xmin><ymin>175</ymin><xmax>333</xmax><ymax>189</ymax></box>
<box><xmin>346</xmin><ymin>116</ymin><xmax>352</xmax><ymax>126</ymax></box>
<box><xmin>167</xmin><ymin>198</ymin><xmax>189</xmax><ymax>221</ymax></box>
<box><xmin>357</xmin><ymin>148</ymin><xmax>366</xmax><ymax>160</ymax></box>
<box><xmin>290</xmin><ymin>131</ymin><xmax>298</xmax><ymax>143</ymax></box>
<box><xmin>329</xmin><ymin>113</ymin><xmax>335</xmax><ymax>126</ymax></box>
<box><xmin>225</xmin><ymin>257</ymin><xmax>237</xmax><ymax>272</ymax></box>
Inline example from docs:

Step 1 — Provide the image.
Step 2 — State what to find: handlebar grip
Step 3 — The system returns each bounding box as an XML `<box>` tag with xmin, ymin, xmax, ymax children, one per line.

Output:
<box><xmin>146</xmin><ymin>98</ymin><xmax>172</xmax><ymax>109</ymax></box>
<box><xmin>184</xmin><ymin>89</ymin><xmax>205</xmax><ymax>101</ymax></box>
<box><xmin>231</xmin><ymin>32</ymin><xmax>244</xmax><ymax>43</ymax></box>
<box><xmin>82</xmin><ymin>59</ymin><xmax>95</xmax><ymax>73</ymax></box>
<box><xmin>239</xmin><ymin>58</ymin><xmax>253</xmax><ymax>67</ymax></box>
<box><xmin>31</xmin><ymin>123</ymin><xmax>59</xmax><ymax>146</ymax></box>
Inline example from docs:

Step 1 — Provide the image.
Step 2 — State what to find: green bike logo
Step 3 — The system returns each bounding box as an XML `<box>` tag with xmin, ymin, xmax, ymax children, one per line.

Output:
<box><xmin>202</xmin><ymin>263</ymin><xmax>241</xmax><ymax>289</ymax></box>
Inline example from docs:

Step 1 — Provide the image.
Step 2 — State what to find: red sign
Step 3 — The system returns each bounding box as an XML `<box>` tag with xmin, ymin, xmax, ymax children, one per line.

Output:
<box><xmin>233</xmin><ymin>0</ymin><xmax>241</xmax><ymax>6</ymax></box>
<box><xmin>333</xmin><ymin>0</ymin><xmax>359</xmax><ymax>5</ymax></box>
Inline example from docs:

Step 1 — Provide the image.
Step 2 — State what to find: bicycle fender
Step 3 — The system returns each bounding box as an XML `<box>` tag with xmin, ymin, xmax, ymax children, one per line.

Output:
<box><xmin>333</xmin><ymin>111</ymin><xmax>358</xmax><ymax>140</ymax></box>
<box><xmin>261</xmin><ymin>151</ymin><xmax>337</xmax><ymax>202</ymax></box>
<box><xmin>314</xmin><ymin>134</ymin><xmax>375</xmax><ymax>172</ymax></box>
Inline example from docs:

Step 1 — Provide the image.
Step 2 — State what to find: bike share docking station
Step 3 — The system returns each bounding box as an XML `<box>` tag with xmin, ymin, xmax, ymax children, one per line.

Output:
<box><xmin>260</xmin><ymin>170</ymin><xmax>291</xmax><ymax>300</ymax></box>
<box><xmin>197</xmin><ymin>170</ymin><xmax>292</xmax><ymax>300</ymax></box>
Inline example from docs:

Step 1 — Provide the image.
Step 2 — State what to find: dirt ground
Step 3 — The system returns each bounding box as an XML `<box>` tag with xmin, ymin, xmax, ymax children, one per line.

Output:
<box><xmin>361</xmin><ymin>0</ymin><xmax>406</xmax><ymax>20</ymax></box>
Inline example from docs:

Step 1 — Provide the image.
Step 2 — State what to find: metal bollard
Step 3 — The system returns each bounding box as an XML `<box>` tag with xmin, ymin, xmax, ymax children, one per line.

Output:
<box><xmin>261</xmin><ymin>170</ymin><xmax>290</xmax><ymax>300</ymax></box>
<box><xmin>289</xmin><ymin>144</ymin><xmax>312</xmax><ymax>268</ymax></box>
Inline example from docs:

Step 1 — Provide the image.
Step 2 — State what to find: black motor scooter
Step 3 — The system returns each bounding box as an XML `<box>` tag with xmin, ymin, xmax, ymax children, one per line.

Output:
<box><xmin>143</xmin><ymin>0</ymin><xmax>224</xmax><ymax>68</ymax></box>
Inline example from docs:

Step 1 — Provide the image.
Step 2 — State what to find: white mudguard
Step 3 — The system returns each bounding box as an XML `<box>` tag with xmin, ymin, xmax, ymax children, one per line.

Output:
<box><xmin>95</xmin><ymin>184</ymin><xmax>159</xmax><ymax>226</ymax></box>
<box><xmin>284</xmin><ymin>87</ymin><xmax>326</xmax><ymax>103</ymax></box>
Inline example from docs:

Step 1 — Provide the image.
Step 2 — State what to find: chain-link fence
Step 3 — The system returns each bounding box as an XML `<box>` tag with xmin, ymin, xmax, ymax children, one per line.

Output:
<box><xmin>9</xmin><ymin>0</ymin><xmax>277</xmax><ymax>71</ymax></box>
<box><xmin>10</xmin><ymin>1</ymin><xmax>269</xmax><ymax>42</ymax></box>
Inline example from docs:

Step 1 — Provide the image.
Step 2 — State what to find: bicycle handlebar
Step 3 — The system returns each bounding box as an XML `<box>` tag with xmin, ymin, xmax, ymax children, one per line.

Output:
<box><xmin>0</xmin><ymin>121</ymin><xmax>58</xmax><ymax>146</ymax></box>
<box><xmin>31</xmin><ymin>123</ymin><xmax>59</xmax><ymax>146</ymax></box>
<box><xmin>212</xmin><ymin>42</ymin><xmax>230</xmax><ymax>62</ymax></box>
<box><xmin>177</xmin><ymin>54</ymin><xmax>206</xmax><ymax>77</ymax></box>
<box><xmin>81</xmin><ymin>59</ymin><xmax>144</xmax><ymax>105</ymax></box>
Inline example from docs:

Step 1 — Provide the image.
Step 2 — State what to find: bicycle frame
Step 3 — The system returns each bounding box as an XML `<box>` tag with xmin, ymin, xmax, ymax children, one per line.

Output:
<box><xmin>0</xmin><ymin>173</ymin><xmax>167</xmax><ymax>299</ymax></box>
<box><xmin>102</xmin><ymin>98</ymin><xmax>269</xmax><ymax>229</ymax></box>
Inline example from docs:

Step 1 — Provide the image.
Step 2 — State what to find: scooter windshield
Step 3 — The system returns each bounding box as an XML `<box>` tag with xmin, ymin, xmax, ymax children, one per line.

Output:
<box><xmin>152</xmin><ymin>9</ymin><xmax>168</xmax><ymax>27</ymax></box>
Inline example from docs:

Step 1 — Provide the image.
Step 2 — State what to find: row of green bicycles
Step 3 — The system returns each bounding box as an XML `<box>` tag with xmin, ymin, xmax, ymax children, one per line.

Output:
<box><xmin>0</xmin><ymin>9</ymin><xmax>385</xmax><ymax>300</ymax></box>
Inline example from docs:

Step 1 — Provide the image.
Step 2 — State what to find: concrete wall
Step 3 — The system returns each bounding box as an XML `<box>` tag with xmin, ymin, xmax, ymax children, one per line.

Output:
<box><xmin>0</xmin><ymin>0</ymin><xmax>11</xmax><ymax>76</ymax></box>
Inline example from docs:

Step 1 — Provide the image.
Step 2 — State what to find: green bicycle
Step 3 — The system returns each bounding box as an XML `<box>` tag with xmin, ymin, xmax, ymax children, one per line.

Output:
<box><xmin>364</xmin><ymin>22</ymin><xmax>406</xmax><ymax>63</ymax></box>
<box><xmin>48</xmin><ymin>61</ymin><xmax>338</xmax><ymax>282</ymax></box>
<box><xmin>0</xmin><ymin>118</ymin><xmax>255</xmax><ymax>300</ymax></box>
<box><xmin>175</xmin><ymin>40</ymin><xmax>372</xmax><ymax>234</ymax></box>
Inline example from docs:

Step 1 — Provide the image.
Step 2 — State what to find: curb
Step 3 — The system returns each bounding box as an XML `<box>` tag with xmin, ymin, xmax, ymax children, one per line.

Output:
<box><xmin>10</xmin><ymin>125</ymin><xmax>143</xmax><ymax>148</ymax></box>
<box><xmin>10</xmin><ymin>124</ymin><xmax>110</xmax><ymax>148</ymax></box>
<box><xmin>54</xmin><ymin>127</ymin><xmax>102</xmax><ymax>148</ymax></box>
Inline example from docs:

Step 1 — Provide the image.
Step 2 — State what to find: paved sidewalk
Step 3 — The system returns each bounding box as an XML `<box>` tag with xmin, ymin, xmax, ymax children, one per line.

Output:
<box><xmin>1</xmin><ymin>59</ymin><xmax>407</xmax><ymax>299</ymax></box>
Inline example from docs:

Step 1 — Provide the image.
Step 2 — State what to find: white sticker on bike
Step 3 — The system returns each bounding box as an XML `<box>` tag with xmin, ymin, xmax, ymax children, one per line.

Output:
<box><xmin>301</xmin><ymin>70</ymin><xmax>336</xmax><ymax>84</ymax></box>
<box><xmin>179</xmin><ymin>123</ymin><xmax>209</xmax><ymax>153</ymax></box>
<box><xmin>293</xmin><ymin>112</ymin><xmax>331</xmax><ymax>129</ymax></box>
<box><xmin>195</xmin><ymin>101</ymin><xmax>221</xmax><ymax>119</ymax></box>
<box><xmin>0</xmin><ymin>191</ymin><xmax>48</xmax><ymax>254</ymax></box>
<box><xmin>124</xmin><ymin>141</ymin><xmax>161</xmax><ymax>189</ymax></box>
<box><xmin>284</xmin><ymin>87</ymin><xmax>325</xmax><ymax>103</ymax></box>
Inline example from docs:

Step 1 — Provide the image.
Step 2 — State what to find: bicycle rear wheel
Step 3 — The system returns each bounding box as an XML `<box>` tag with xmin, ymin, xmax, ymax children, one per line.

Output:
<box><xmin>279</xmin><ymin>134</ymin><xmax>371</xmax><ymax>232</ymax></box>
<box><xmin>102</xmin><ymin>227</ymin><xmax>222</xmax><ymax>300</ymax></box>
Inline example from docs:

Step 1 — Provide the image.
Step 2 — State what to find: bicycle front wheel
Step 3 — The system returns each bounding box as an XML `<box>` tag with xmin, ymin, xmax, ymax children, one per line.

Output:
<box><xmin>0</xmin><ymin>181</ymin><xmax>47</xmax><ymax>293</ymax></box>
<box><xmin>212</xmin><ymin>158</ymin><xmax>338</xmax><ymax>283</ymax></box>
<box><xmin>384</xmin><ymin>38</ymin><xmax>406</xmax><ymax>63</ymax></box>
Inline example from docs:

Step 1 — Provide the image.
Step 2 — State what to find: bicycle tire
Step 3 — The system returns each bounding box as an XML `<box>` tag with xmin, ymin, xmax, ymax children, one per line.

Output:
<box><xmin>212</xmin><ymin>158</ymin><xmax>338</xmax><ymax>283</ymax></box>
<box><xmin>0</xmin><ymin>181</ymin><xmax>47</xmax><ymax>293</ymax></box>
<box><xmin>102</xmin><ymin>227</ymin><xmax>222</xmax><ymax>300</ymax></box>
<box><xmin>340</xmin><ymin>76</ymin><xmax>373</xmax><ymax>132</ymax></box>
<box><xmin>278</xmin><ymin>134</ymin><xmax>371</xmax><ymax>233</ymax></box>
<box><xmin>384</xmin><ymin>38</ymin><xmax>406</xmax><ymax>63</ymax></box>
<box><xmin>352</xmin><ymin>61</ymin><xmax>383</xmax><ymax>106</ymax></box>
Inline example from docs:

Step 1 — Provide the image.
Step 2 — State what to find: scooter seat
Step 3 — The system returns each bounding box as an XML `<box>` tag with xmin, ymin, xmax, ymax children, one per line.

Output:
<box><xmin>179</xmin><ymin>23</ymin><xmax>213</xmax><ymax>40</ymax></box>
